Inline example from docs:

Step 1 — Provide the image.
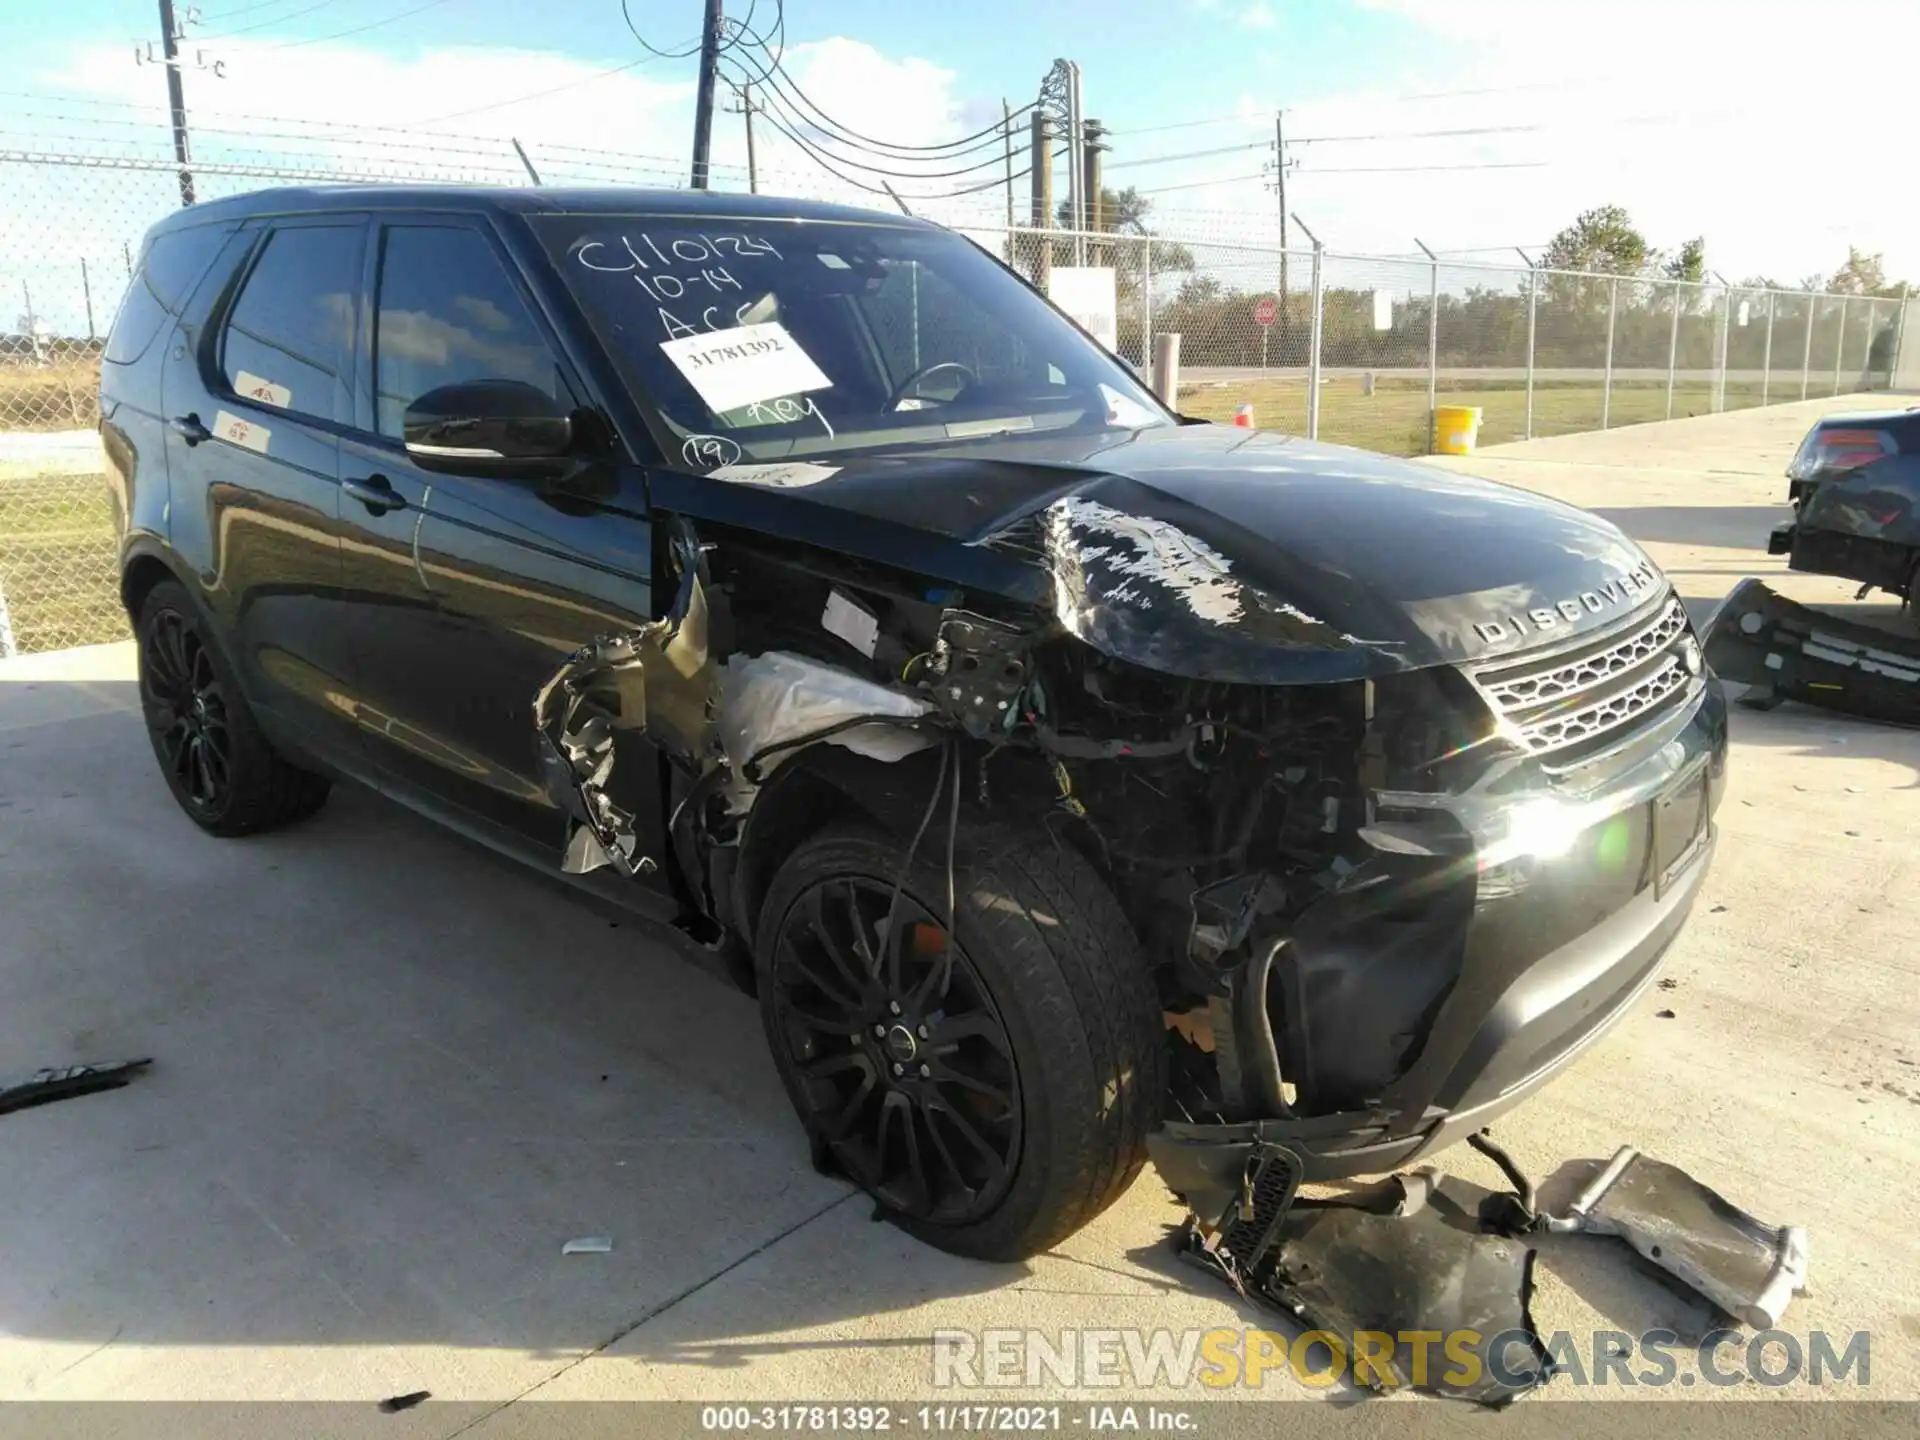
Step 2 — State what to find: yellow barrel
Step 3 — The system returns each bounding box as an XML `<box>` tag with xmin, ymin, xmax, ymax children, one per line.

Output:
<box><xmin>1433</xmin><ymin>404</ymin><xmax>1483</xmax><ymax>456</ymax></box>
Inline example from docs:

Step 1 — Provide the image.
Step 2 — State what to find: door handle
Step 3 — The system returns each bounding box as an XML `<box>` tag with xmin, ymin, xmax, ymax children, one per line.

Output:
<box><xmin>170</xmin><ymin>414</ymin><xmax>210</xmax><ymax>445</ymax></box>
<box><xmin>343</xmin><ymin>475</ymin><xmax>407</xmax><ymax>515</ymax></box>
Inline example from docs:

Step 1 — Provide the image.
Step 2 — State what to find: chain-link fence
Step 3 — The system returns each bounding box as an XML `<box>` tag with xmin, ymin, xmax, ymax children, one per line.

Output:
<box><xmin>3</xmin><ymin>142</ymin><xmax>1914</xmax><ymax>655</ymax></box>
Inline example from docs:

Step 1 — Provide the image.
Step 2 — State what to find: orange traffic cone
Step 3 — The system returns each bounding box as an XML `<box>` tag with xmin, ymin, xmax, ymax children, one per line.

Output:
<box><xmin>1234</xmin><ymin>404</ymin><xmax>1255</xmax><ymax>428</ymax></box>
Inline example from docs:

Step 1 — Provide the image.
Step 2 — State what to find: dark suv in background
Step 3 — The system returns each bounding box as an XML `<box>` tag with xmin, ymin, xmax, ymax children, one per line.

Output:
<box><xmin>102</xmin><ymin>187</ymin><xmax>1726</xmax><ymax>1259</ymax></box>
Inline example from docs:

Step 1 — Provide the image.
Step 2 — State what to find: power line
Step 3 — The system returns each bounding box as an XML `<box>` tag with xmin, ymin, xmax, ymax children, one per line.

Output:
<box><xmin>743</xmin><ymin>78</ymin><xmax>1023</xmax><ymax>181</ymax></box>
<box><xmin>735</xmin><ymin>79</ymin><xmax>1039</xmax><ymax>202</ymax></box>
<box><xmin>191</xmin><ymin>0</ymin><xmax>348</xmax><ymax>41</ymax></box>
<box><xmin>719</xmin><ymin>16</ymin><xmax>1037</xmax><ymax>158</ymax></box>
<box><xmin>1300</xmin><ymin>160</ymin><xmax>1550</xmax><ymax>173</ymax></box>
<box><xmin>191</xmin><ymin>0</ymin><xmax>324</xmax><ymax>20</ymax></box>
<box><xmin>1134</xmin><ymin>158</ymin><xmax>1549</xmax><ymax>196</ymax></box>
<box><xmin>252</xmin><ymin>0</ymin><xmax>459</xmax><ymax>50</ymax></box>
<box><xmin>1103</xmin><ymin>81</ymin><xmax>1570</xmax><ymax>137</ymax></box>
<box><xmin>1106</xmin><ymin>139</ymin><xmax>1269</xmax><ymax>171</ymax></box>
<box><xmin>620</xmin><ymin>0</ymin><xmax>702</xmax><ymax>59</ymax></box>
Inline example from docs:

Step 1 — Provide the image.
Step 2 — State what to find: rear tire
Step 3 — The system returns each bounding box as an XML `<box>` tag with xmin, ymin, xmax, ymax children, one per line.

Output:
<box><xmin>136</xmin><ymin>580</ymin><xmax>330</xmax><ymax>837</ymax></box>
<box><xmin>754</xmin><ymin>817</ymin><xmax>1165</xmax><ymax>1261</ymax></box>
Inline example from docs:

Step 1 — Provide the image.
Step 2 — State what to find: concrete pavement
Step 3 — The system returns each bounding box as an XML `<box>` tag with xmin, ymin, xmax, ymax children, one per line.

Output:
<box><xmin>2</xmin><ymin>395</ymin><xmax>1917</xmax><ymax>1417</ymax></box>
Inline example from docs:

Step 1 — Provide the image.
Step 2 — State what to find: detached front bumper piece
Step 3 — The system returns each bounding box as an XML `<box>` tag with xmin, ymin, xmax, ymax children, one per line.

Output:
<box><xmin>1703</xmin><ymin>577</ymin><xmax>1920</xmax><ymax>724</ymax></box>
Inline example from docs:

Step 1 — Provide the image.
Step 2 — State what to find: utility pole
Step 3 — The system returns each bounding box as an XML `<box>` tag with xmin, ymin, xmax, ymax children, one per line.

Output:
<box><xmin>1081</xmin><ymin>119</ymin><xmax>1105</xmax><ymax>239</ymax></box>
<box><xmin>1002</xmin><ymin>99</ymin><xmax>1015</xmax><ymax>228</ymax></box>
<box><xmin>156</xmin><ymin>0</ymin><xmax>195</xmax><ymax>205</ymax></box>
<box><xmin>1274</xmin><ymin>109</ymin><xmax>1288</xmax><ymax>346</ymax></box>
<box><xmin>726</xmin><ymin>83</ymin><xmax>758</xmax><ymax>193</ymax></box>
<box><xmin>1029</xmin><ymin>112</ymin><xmax>1053</xmax><ymax>290</ymax></box>
<box><xmin>689</xmin><ymin>0</ymin><xmax>724</xmax><ymax>190</ymax></box>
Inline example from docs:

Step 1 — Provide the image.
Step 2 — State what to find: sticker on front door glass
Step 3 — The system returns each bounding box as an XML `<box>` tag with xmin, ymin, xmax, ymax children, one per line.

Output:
<box><xmin>213</xmin><ymin>410</ymin><xmax>271</xmax><ymax>453</ymax></box>
<box><xmin>659</xmin><ymin>321</ymin><xmax>831</xmax><ymax>415</ymax></box>
<box><xmin>233</xmin><ymin>371</ymin><xmax>292</xmax><ymax>409</ymax></box>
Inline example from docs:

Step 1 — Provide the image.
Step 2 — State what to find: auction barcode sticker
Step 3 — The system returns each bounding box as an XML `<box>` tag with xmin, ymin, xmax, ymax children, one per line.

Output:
<box><xmin>659</xmin><ymin>322</ymin><xmax>831</xmax><ymax>415</ymax></box>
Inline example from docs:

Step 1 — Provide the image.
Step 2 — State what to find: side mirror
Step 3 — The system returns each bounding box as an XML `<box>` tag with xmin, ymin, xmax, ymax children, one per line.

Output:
<box><xmin>403</xmin><ymin>379</ymin><xmax>573</xmax><ymax>478</ymax></box>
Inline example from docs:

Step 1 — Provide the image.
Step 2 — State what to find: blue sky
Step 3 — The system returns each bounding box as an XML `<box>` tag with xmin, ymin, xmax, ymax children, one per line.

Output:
<box><xmin>6</xmin><ymin>0</ymin><xmax>1920</xmax><ymax>318</ymax></box>
<box><xmin>5</xmin><ymin>0</ymin><xmax>1432</xmax><ymax>134</ymax></box>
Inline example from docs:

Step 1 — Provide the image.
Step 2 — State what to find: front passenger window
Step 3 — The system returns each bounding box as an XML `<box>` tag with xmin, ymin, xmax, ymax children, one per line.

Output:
<box><xmin>374</xmin><ymin>226</ymin><xmax>565</xmax><ymax>438</ymax></box>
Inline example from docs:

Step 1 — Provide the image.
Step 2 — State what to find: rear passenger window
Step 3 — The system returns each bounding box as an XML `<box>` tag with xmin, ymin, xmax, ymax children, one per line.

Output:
<box><xmin>103</xmin><ymin>223</ymin><xmax>232</xmax><ymax>366</ymax></box>
<box><xmin>374</xmin><ymin>225</ymin><xmax>564</xmax><ymax>438</ymax></box>
<box><xmin>220</xmin><ymin>225</ymin><xmax>361</xmax><ymax>425</ymax></box>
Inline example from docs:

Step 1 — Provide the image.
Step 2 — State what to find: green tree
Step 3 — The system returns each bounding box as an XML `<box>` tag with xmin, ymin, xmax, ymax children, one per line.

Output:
<box><xmin>1663</xmin><ymin>237</ymin><xmax>1706</xmax><ymax>284</ymax></box>
<box><xmin>1825</xmin><ymin>247</ymin><xmax>1910</xmax><ymax>298</ymax></box>
<box><xmin>1542</xmin><ymin>205</ymin><xmax>1653</xmax><ymax>275</ymax></box>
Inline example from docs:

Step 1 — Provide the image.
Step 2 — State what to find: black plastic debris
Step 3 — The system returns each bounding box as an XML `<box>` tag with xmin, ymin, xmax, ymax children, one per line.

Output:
<box><xmin>1176</xmin><ymin>1144</ymin><xmax>1548</xmax><ymax>1405</ymax></box>
<box><xmin>1703</xmin><ymin>577</ymin><xmax>1920</xmax><ymax>725</ymax></box>
<box><xmin>1163</xmin><ymin>1131</ymin><xmax>1809</xmax><ymax>1404</ymax></box>
<box><xmin>1263</xmin><ymin>1172</ymin><xmax>1550</xmax><ymax>1405</ymax></box>
<box><xmin>0</xmin><ymin>1058</ymin><xmax>151</xmax><ymax>1116</ymax></box>
<box><xmin>378</xmin><ymin>1391</ymin><xmax>430</xmax><ymax>1414</ymax></box>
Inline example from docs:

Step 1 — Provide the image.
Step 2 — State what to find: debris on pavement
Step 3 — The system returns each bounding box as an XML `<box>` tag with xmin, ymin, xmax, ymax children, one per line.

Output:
<box><xmin>1175</xmin><ymin>1144</ymin><xmax>1548</xmax><ymax>1404</ymax></box>
<box><xmin>561</xmin><ymin>1236</ymin><xmax>614</xmax><ymax>1255</ymax></box>
<box><xmin>1531</xmin><ymin>1145</ymin><xmax>1809</xmax><ymax>1330</ymax></box>
<box><xmin>1162</xmin><ymin>1132</ymin><xmax>1808</xmax><ymax>1403</ymax></box>
<box><xmin>0</xmin><ymin>1058</ymin><xmax>151</xmax><ymax>1116</ymax></box>
<box><xmin>378</xmin><ymin>1391</ymin><xmax>431</xmax><ymax>1414</ymax></box>
<box><xmin>1655</xmin><ymin>1008</ymin><xmax>1677</xmax><ymax>1018</ymax></box>
<box><xmin>1702</xmin><ymin>577</ymin><xmax>1920</xmax><ymax>725</ymax></box>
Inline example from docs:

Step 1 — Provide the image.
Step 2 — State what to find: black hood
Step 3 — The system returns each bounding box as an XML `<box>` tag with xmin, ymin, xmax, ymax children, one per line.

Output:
<box><xmin>654</xmin><ymin>423</ymin><xmax>1665</xmax><ymax>684</ymax></box>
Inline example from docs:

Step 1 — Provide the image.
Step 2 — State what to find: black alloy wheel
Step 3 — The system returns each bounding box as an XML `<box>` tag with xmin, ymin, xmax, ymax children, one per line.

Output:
<box><xmin>135</xmin><ymin>579</ymin><xmax>330</xmax><ymax>836</ymax></box>
<box><xmin>766</xmin><ymin>875</ymin><xmax>1023</xmax><ymax>1227</ymax></box>
<box><xmin>140</xmin><ymin>604</ymin><xmax>233</xmax><ymax>817</ymax></box>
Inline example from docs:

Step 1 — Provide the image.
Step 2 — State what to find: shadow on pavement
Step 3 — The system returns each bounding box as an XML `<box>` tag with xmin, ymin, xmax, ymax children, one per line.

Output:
<box><xmin>0</xmin><ymin>679</ymin><xmax>1018</xmax><ymax>1383</ymax></box>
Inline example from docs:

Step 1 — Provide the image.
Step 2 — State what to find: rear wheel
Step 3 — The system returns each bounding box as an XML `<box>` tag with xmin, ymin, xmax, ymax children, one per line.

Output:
<box><xmin>136</xmin><ymin>580</ymin><xmax>330</xmax><ymax>836</ymax></box>
<box><xmin>754</xmin><ymin>818</ymin><xmax>1164</xmax><ymax>1261</ymax></box>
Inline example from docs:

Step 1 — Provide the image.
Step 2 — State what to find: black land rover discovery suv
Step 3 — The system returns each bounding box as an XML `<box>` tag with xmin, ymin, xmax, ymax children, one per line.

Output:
<box><xmin>102</xmin><ymin>186</ymin><xmax>1726</xmax><ymax>1260</ymax></box>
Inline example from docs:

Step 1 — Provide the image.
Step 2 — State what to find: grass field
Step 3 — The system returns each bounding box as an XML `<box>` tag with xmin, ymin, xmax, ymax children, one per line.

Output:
<box><xmin>1176</xmin><ymin>375</ymin><xmax>1795</xmax><ymax>455</ymax></box>
<box><xmin>0</xmin><ymin>471</ymin><xmax>124</xmax><ymax>654</ymax></box>
<box><xmin>0</xmin><ymin>359</ymin><xmax>103</xmax><ymax>432</ymax></box>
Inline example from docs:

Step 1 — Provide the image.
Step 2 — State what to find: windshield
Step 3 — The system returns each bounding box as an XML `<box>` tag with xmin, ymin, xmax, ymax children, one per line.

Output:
<box><xmin>532</xmin><ymin>213</ymin><xmax>1170</xmax><ymax>469</ymax></box>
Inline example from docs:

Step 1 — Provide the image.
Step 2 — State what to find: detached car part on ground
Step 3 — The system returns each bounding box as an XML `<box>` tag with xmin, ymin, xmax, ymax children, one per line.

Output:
<box><xmin>1169</xmin><ymin>1134</ymin><xmax>1807</xmax><ymax>1405</ymax></box>
<box><xmin>109</xmin><ymin>188</ymin><xmax>1727</xmax><ymax>1263</ymax></box>
<box><xmin>1704</xmin><ymin>576</ymin><xmax>1920</xmax><ymax>724</ymax></box>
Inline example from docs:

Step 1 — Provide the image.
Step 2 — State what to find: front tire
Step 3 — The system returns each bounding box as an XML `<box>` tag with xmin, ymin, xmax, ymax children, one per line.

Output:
<box><xmin>136</xmin><ymin>580</ymin><xmax>330</xmax><ymax>836</ymax></box>
<box><xmin>754</xmin><ymin>818</ymin><xmax>1164</xmax><ymax>1261</ymax></box>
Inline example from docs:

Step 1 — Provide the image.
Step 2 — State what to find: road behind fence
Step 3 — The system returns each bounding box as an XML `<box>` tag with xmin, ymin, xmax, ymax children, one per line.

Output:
<box><xmin>3</xmin><ymin>146</ymin><xmax>1913</xmax><ymax>654</ymax></box>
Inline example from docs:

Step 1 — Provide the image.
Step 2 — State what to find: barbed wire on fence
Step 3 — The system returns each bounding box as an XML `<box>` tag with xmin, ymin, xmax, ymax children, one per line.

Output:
<box><xmin>1</xmin><ymin>139</ymin><xmax>1911</xmax><ymax>656</ymax></box>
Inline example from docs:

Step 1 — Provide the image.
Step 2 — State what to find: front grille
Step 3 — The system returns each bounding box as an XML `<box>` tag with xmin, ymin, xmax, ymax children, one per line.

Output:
<box><xmin>1471</xmin><ymin>595</ymin><xmax>1698</xmax><ymax>762</ymax></box>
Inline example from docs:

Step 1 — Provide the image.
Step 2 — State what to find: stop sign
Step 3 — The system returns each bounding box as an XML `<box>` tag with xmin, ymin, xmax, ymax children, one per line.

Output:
<box><xmin>1253</xmin><ymin>296</ymin><xmax>1278</xmax><ymax>327</ymax></box>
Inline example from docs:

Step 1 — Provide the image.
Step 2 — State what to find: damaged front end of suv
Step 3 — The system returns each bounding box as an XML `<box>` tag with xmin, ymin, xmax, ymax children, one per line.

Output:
<box><xmin>517</xmin><ymin>202</ymin><xmax>1726</xmax><ymax>1255</ymax></box>
<box><xmin>532</xmin><ymin>429</ymin><xmax>1728</xmax><ymax>1231</ymax></box>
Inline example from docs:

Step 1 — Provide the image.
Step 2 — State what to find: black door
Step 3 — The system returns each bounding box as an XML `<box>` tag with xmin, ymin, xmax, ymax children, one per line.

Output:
<box><xmin>336</xmin><ymin>218</ymin><xmax>670</xmax><ymax>889</ymax></box>
<box><xmin>161</xmin><ymin>217</ymin><xmax>368</xmax><ymax>770</ymax></box>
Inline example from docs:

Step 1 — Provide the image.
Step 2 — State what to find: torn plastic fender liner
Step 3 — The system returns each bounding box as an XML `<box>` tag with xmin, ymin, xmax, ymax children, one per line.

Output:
<box><xmin>1702</xmin><ymin>576</ymin><xmax>1920</xmax><ymax>724</ymax></box>
<box><xmin>1170</xmin><ymin>1150</ymin><xmax>1548</xmax><ymax>1406</ymax></box>
<box><xmin>716</xmin><ymin>650</ymin><xmax>939</xmax><ymax>814</ymax></box>
<box><xmin>535</xmin><ymin>534</ymin><xmax>721</xmax><ymax>877</ymax></box>
<box><xmin>1263</xmin><ymin>1171</ymin><xmax>1550</xmax><ymax>1405</ymax></box>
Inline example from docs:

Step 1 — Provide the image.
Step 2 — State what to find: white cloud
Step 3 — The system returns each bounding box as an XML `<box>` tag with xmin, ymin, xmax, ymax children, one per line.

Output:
<box><xmin>1266</xmin><ymin>0</ymin><xmax>1920</xmax><ymax>282</ymax></box>
<box><xmin>39</xmin><ymin>34</ymin><xmax>978</xmax><ymax>208</ymax></box>
<box><xmin>1239</xmin><ymin>2</ymin><xmax>1279</xmax><ymax>27</ymax></box>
